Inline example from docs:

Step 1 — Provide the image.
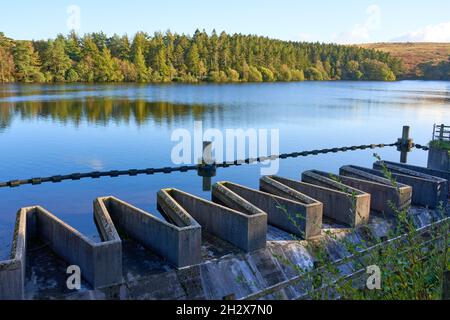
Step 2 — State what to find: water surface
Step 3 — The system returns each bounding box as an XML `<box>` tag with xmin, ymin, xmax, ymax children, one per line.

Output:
<box><xmin>1</xmin><ymin>81</ymin><xmax>449</xmax><ymax>258</ymax></box>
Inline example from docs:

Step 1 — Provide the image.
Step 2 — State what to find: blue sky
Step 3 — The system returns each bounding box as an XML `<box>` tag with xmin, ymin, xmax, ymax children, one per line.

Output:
<box><xmin>1</xmin><ymin>0</ymin><xmax>450</xmax><ymax>43</ymax></box>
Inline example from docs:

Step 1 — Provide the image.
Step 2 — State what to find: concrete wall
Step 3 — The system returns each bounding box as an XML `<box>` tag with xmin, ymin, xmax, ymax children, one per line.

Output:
<box><xmin>338</xmin><ymin>166</ymin><xmax>412</xmax><ymax>215</ymax></box>
<box><xmin>96</xmin><ymin>196</ymin><xmax>202</xmax><ymax>269</ymax></box>
<box><xmin>0</xmin><ymin>210</ymin><xmax>26</xmax><ymax>300</ymax></box>
<box><xmin>33</xmin><ymin>207</ymin><xmax>122</xmax><ymax>289</ymax></box>
<box><xmin>212</xmin><ymin>182</ymin><xmax>322</xmax><ymax>240</ymax></box>
<box><xmin>261</xmin><ymin>175</ymin><xmax>369</xmax><ymax>227</ymax></box>
<box><xmin>159</xmin><ymin>188</ymin><xmax>267</xmax><ymax>252</ymax></box>
<box><xmin>428</xmin><ymin>147</ymin><xmax>450</xmax><ymax>172</ymax></box>
<box><xmin>371</xmin><ymin>162</ymin><xmax>448</xmax><ymax>208</ymax></box>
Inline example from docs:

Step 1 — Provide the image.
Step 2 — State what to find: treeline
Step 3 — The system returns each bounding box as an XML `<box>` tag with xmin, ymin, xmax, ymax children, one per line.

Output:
<box><xmin>418</xmin><ymin>57</ymin><xmax>450</xmax><ymax>80</ymax></box>
<box><xmin>0</xmin><ymin>30</ymin><xmax>402</xmax><ymax>83</ymax></box>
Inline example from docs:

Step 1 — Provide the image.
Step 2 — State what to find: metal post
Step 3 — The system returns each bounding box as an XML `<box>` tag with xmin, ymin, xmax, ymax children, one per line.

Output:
<box><xmin>439</xmin><ymin>124</ymin><xmax>445</xmax><ymax>141</ymax></box>
<box><xmin>198</xmin><ymin>141</ymin><xmax>216</xmax><ymax>191</ymax></box>
<box><xmin>397</xmin><ymin>126</ymin><xmax>413</xmax><ymax>164</ymax></box>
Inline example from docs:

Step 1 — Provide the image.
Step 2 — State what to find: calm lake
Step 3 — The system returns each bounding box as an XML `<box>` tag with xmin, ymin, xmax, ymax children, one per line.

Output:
<box><xmin>0</xmin><ymin>81</ymin><xmax>449</xmax><ymax>258</ymax></box>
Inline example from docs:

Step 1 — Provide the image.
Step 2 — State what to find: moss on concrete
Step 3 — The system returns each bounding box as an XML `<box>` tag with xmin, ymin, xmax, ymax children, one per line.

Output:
<box><xmin>430</xmin><ymin>140</ymin><xmax>450</xmax><ymax>153</ymax></box>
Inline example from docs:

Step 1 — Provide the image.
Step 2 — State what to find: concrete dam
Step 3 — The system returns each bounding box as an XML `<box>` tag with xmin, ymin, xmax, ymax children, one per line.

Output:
<box><xmin>0</xmin><ymin>160</ymin><xmax>449</xmax><ymax>300</ymax></box>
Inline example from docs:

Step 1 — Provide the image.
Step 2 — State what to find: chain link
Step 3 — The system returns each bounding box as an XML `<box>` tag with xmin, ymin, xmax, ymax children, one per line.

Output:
<box><xmin>0</xmin><ymin>141</ymin><xmax>429</xmax><ymax>189</ymax></box>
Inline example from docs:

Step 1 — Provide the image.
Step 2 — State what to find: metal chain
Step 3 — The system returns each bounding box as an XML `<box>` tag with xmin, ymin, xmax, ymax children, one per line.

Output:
<box><xmin>0</xmin><ymin>141</ymin><xmax>428</xmax><ymax>189</ymax></box>
<box><xmin>412</xmin><ymin>143</ymin><xmax>430</xmax><ymax>151</ymax></box>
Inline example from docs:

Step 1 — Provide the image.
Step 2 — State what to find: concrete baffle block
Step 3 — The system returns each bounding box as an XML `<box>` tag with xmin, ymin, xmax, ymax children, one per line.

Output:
<box><xmin>301</xmin><ymin>170</ymin><xmax>371</xmax><ymax>226</ymax></box>
<box><xmin>95</xmin><ymin>196</ymin><xmax>202</xmax><ymax>269</ymax></box>
<box><xmin>212</xmin><ymin>181</ymin><xmax>322</xmax><ymax>240</ymax></box>
<box><xmin>338</xmin><ymin>166</ymin><xmax>412</xmax><ymax>216</ymax></box>
<box><xmin>158</xmin><ymin>188</ymin><xmax>267</xmax><ymax>252</ymax></box>
<box><xmin>372</xmin><ymin>161</ymin><xmax>448</xmax><ymax>208</ymax></box>
<box><xmin>0</xmin><ymin>206</ymin><xmax>123</xmax><ymax>300</ymax></box>
<box><xmin>261</xmin><ymin>174</ymin><xmax>369</xmax><ymax>227</ymax></box>
<box><xmin>374</xmin><ymin>161</ymin><xmax>450</xmax><ymax>197</ymax></box>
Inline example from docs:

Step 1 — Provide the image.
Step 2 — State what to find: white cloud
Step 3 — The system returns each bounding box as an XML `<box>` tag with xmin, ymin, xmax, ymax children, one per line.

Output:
<box><xmin>334</xmin><ymin>4</ymin><xmax>381</xmax><ymax>44</ymax></box>
<box><xmin>392</xmin><ymin>22</ymin><xmax>450</xmax><ymax>42</ymax></box>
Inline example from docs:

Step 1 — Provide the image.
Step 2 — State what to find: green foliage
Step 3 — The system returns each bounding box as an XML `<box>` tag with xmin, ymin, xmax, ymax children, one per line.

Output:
<box><xmin>429</xmin><ymin>140</ymin><xmax>450</xmax><ymax>152</ymax></box>
<box><xmin>271</xmin><ymin>154</ymin><xmax>449</xmax><ymax>300</ymax></box>
<box><xmin>0</xmin><ymin>33</ymin><xmax>15</xmax><ymax>82</ymax></box>
<box><xmin>277</xmin><ymin>64</ymin><xmax>292</xmax><ymax>81</ymax></box>
<box><xmin>248</xmin><ymin>66</ymin><xmax>263</xmax><ymax>82</ymax></box>
<box><xmin>12</xmin><ymin>41</ymin><xmax>45</xmax><ymax>82</ymax></box>
<box><xmin>361</xmin><ymin>59</ymin><xmax>396</xmax><ymax>81</ymax></box>
<box><xmin>291</xmin><ymin>69</ymin><xmax>305</xmax><ymax>81</ymax></box>
<box><xmin>42</xmin><ymin>39</ymin><xmax>72</xmax><ymax>82</ymax></box>
<box><xmin>305</xmin><ymin>67</ymin><xmax>324</xmax><ymax>80</ymax></box>
<box><xmin>259</xmin><ymin>67</ymin><xmax>275</xmax><ymax>82</ymax></box>
<box><xmin>0</xmin><ymin>30</ymin><xmax>400</xmax><ymax>83</ymax></box>
<box><xmin>419</xmin><ymin>56</ymin><xmax>450</xmax><ymax>80</ymax></box>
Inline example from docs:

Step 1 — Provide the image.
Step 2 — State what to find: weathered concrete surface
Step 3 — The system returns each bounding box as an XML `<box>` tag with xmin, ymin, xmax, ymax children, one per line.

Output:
<box><xmin>212</xmin><ymin>181</ymin><xmax>322</xmax><ymax>240</ymax></box>
<box><xmin>0</xmin><ymin>211</ymin><xmax>26</xmax><ymax>300</ymax></box>
<box><xmin>19</xmin><ymin>204</ymin><xmax>448</xmax><ymax>300</ymax></box>
<box><xmin>372</xmin><ymin>162</ymin><xmax>448</xmax><ymax>208</ymax></box>
<box><xmin>375</xmin><ymin>161</ymin><xmax>450</xmax><ymax>196</ymax></box>
<box><xmin>96</xmin><ymin>196</ymin><xmax>202</xmax><ymax>269</ymax></box>
<box><xmin>158</xmin><ymin>188</ymin><xmax>267</xmax><ymax>252</ymax></box>
<box><xmin>32</xmin><ymin>206</ymin><xmax>122</xmax><ymax>289</ymax></box>
<box><xmin>428</xmin><ymin>147</ymin><xmax>450</xmax><ymax>172</ymax></box>
<box><xmin>339</xmin><ymin>165</ymin><xmax>412</xmax><ymax>215</ymax></box>
<box><xmin>261</xmin><ymin>175</ymin><xmax>369</xmax><ymax>227</ymax></box>
<box><xmin>1</xmin><ymin>205</ymin><xmax>122</xmax><ymax>299</ymax></box>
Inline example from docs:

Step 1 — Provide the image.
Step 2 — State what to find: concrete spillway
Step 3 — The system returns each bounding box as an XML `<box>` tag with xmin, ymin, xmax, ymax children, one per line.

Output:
<box><xmin>0</xmin><ymin>161</ymin><xmax>449</xmax><ymax>300</ymax></box>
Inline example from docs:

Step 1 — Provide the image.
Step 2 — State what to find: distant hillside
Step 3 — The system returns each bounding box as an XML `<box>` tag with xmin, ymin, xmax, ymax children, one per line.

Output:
<box><xmin>360</xmin><ymin>42</ymin><xmax>450</xmax><ymax>79</ymax></box>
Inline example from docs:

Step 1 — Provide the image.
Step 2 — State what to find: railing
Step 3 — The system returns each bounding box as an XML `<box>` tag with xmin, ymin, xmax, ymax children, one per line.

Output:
<box><xmin>433</xmin><ymin>124</ymin><xmax>450</xmax><ymax>141</ymax></box>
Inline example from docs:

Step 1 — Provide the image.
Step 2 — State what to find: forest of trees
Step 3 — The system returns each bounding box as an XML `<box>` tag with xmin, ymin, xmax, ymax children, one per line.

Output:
<box><xmin>418</xmin><ymin>57</ymin><xmax>450</xmax><ymax>80</ymax></box>
<box><xmin>0</xmin><ymin>30</ymin><xmax>403</xmax><ymax>83</ymax></box>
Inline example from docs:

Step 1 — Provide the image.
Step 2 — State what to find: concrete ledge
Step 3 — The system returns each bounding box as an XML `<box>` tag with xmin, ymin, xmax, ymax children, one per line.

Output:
<box><xmin>339</xmin><ymin>166</ymin><xmax>412</xmax><ymax>215</ymax></box>
<box><xmin>0</xmin><ymin>211</ymin><xmax>26</xmax><ymax>300</ymax></box>
<box><xmin>96</xmin><ymin>196</ymin><xmax>202</xmax><ymax>269</ymax></box>
<box><xmin>212</xmin><ymin>181</ymin><xmax>322</xmax><ymax>240</ymax></box>
<box><xmin>158</xmin><ymin>188</ymin><xmax>267</xmax><ymax>252</ymax></box>
<box><xmin>372</xmin><ymin>161</ymin><xmax>448</xmax><ymax>208</ymax></box>
<box><xmin>261</xmin><ymin>175</ymin><xmax>369</xmax><ymax>227</ymax></box>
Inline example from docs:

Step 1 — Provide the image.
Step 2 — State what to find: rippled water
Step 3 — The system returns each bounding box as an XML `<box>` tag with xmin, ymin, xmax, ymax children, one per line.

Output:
<box><xmin>0</xmin><ymin>81</ymin><xmax>449</xmax><ymax>259</ymax></box>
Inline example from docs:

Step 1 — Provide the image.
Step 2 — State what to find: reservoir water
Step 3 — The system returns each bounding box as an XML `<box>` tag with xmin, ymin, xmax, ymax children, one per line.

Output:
<box><xmin>0</xmin><ymin>81</ymin><xmax>449</xmax><ymax>258</ymax></box>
